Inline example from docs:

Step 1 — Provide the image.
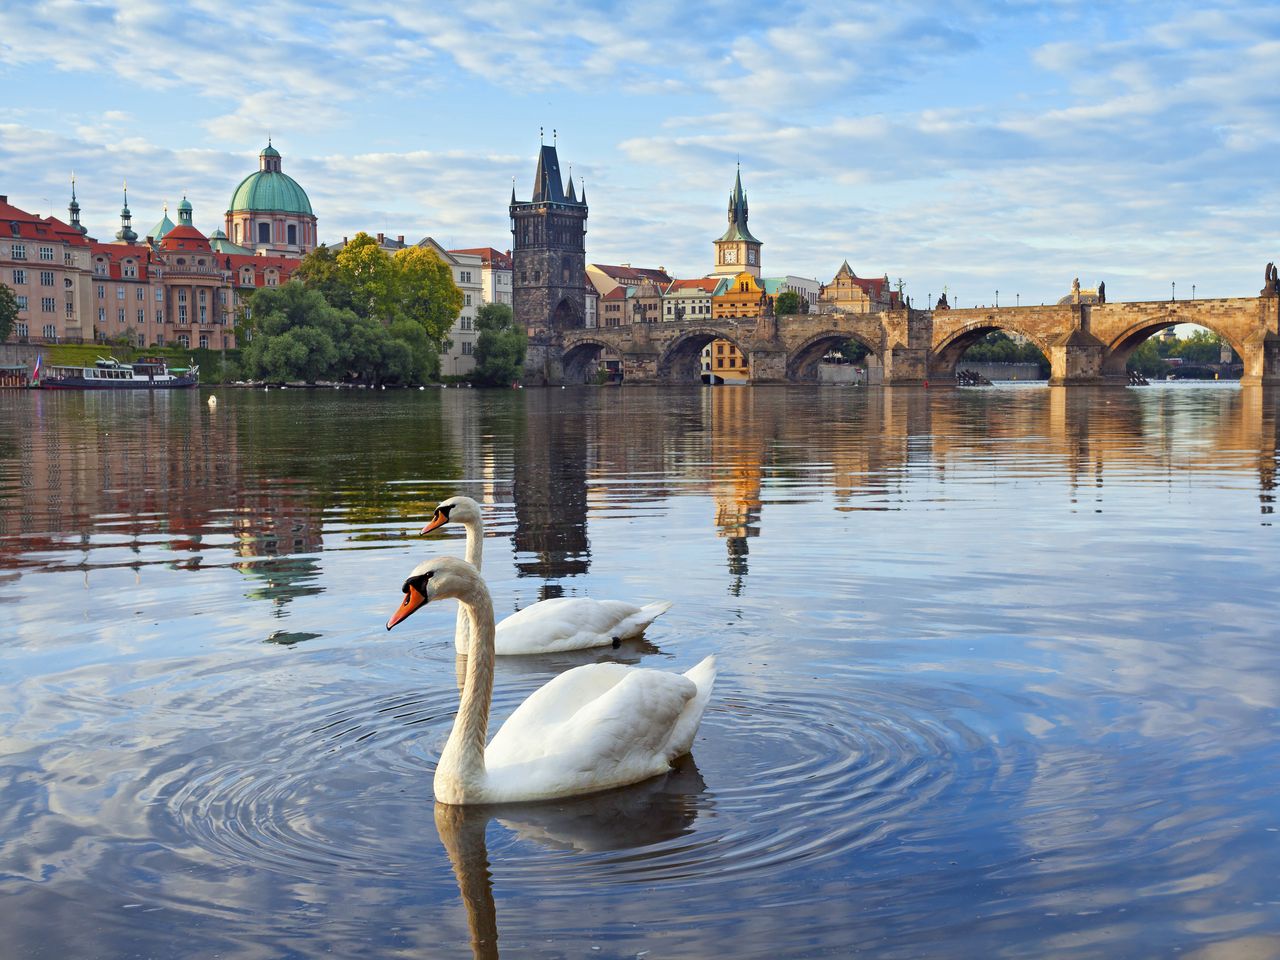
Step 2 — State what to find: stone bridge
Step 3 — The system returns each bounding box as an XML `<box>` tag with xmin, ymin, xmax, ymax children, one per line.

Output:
<box><xmin>530</xmin><ymin>294</ymin><xmax>1280</xmax><ymax>386</ymax></box>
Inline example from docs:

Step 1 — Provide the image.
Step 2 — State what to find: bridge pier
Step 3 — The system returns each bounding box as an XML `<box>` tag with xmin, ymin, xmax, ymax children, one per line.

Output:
<box><xmin>525</xmin><ymin>337</ymin><xmax>565</xmax><ymax>386</ymax></box>
<box><xmin>1047</xmin><ymin>330</ymin><xmax>1107</xmax><ymax>386</ymax></box>
<box><xmin>747</xmin><ymin>347</ymin><xmax>788</xmax><ymax>383</ymax></box>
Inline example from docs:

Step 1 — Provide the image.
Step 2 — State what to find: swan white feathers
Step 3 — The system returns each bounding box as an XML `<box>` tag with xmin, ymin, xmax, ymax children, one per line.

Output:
<box><xmin>387</xmin><ymin>555</ymin><xmax>716</xmax><ymax>805</ymax></box>
<box><xmin>422</xmin><ymin>495</ymin><xmax>672</xmax><ymax>655</ymax></box>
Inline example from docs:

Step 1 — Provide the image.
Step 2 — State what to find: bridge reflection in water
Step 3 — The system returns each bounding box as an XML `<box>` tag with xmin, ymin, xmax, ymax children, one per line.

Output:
<box><xmin>0</xmin><ymin>385</ymin><xmax>1275</xmax><ymax>603</ymax></box>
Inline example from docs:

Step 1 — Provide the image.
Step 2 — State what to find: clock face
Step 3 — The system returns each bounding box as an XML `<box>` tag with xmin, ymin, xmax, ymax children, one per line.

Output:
<box><xmin>723</xmin><ymin>247</ymin><xmax>737</xmax><ymax>264</ymax></box>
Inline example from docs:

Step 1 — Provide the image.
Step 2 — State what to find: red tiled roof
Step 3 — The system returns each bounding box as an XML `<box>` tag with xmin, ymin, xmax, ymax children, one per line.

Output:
<box><xmin>0</xmin><ymin>200</ymin><xmax>92</xmax><ymax>246</ymax></box>
<box><xmin>449</xmin><ymin>246</ymin><xmax>513</xmax><ymax>270</ymax></box>
<box><xmin>89</xmin><ymin>241</ymin><xmax>157</xmax><ymax>281</ymax></box>
<box><xmin>221</xmin><ymin>253</ymin><xmax>300</xmax><ymax>288</ymax></box>
<box><xmin>602</xmin><ymin>287</ymin><xmax>626</xmax><ymax>301</ymax></box>
<box><xmin>591</xmin><ymin>263</ymin><xmax>672</xmax><ymax>284</ymax></box>
<box><xmin>160</xmin><ymin>224</ymin><xmax>211</xmax><ymax>252</ymax></box>
<box><xmin>666</xmin><ymin>278</ymin><xmax>720</xmax><ymax>294</ymax></box>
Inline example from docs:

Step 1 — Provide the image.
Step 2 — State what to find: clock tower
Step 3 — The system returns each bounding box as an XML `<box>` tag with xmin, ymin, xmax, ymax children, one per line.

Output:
<box><xmin>712</xmin><ymin>165</ymin><xmax>762</xmax><ymax>278</ymax></box>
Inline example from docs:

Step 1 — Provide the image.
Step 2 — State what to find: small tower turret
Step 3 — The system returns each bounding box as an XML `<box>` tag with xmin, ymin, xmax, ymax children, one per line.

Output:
<box><xmin>115</xmin><ymin>180</ymin><xmax>138</xmax><ymax>243</ymax></box>
<box><xmin>68</xmin><ymin>174</ymin><xmax>86</xmax><ymax>235</ymax></box>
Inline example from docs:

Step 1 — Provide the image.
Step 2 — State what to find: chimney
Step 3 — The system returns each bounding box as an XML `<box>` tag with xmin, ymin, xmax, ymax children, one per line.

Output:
<box><xmin>377</xmin><ymin>232</ymin><xmax>384</xmax><ymax>243</ymax></box>
<box><xmin>397</xmin><ymin>235</ymin><xmax>404</xmax><ymax>244</ymax></box>
<box><xmin>0</xmin><ymin>195</ymin><xmax>6</xmax><ymax>203</ymax></box>
<box><xmin>343</xmin><ymin>236</ymin><xmax>348</xmax><ymax>244</ymax></box>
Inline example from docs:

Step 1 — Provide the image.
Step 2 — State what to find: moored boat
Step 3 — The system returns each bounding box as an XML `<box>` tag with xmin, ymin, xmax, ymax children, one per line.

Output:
<box><xmin>38</xmin><ymin>356</ymin><xmax>199</xmax><ymax>390</ymax></box>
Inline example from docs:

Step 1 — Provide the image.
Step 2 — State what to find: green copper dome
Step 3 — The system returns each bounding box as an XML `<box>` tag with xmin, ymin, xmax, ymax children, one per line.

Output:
<box><xmin>228</xmin><ymin>144</ymin><xmax>312</xmax><ymax>216</ymax></box>
<box><xmin>229</xmin><ymin>171</ymin><xmax>313</xmax><ymax>215</ymax></box>
<box><xmin>149</xmin><ymin>206</ymin><xmax>175</xmax><ymax>240</ymax></box>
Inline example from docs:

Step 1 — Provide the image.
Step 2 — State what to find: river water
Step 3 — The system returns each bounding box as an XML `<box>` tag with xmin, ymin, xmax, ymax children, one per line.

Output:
<box><xmin>1</xmin><ymin>383</ymin><xmax>1278</xmax><ymax>959</ymax></box>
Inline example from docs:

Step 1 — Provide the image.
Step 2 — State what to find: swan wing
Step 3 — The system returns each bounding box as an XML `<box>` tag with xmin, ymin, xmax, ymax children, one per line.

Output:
<box><xmin>484</xmin><ymin>664</ymin><xmax>698</xmax><ymax>799</ymax></box>
<box><xmin>494</xmin><ymin>597</ymin><xmax>672</xmax><ymax>655</ymax></box>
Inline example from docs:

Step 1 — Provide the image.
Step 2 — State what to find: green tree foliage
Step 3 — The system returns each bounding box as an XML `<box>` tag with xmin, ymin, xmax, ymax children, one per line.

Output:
<box><xmin>1170</xmin><ymin>328</ymin><xmax>1227</xmax><ymax>364</ymax></box>
<box><xmin>241</xmin><ymin>281</ymin><xmax>437</xmax><ymax>385</ymax></box>
<box><xmin>839</xmin><ymin>339</ymin><xmax>870</xmax><ymax>363</ymax></box>
<box><xmin>1127</xmin><ymin>339</ymin><xmax>1167</xmax><ymax>377</ymax></box>
<box><xmin>960</xmin><ymin>331</ymin><xmax>1049</xmax><ymax>375</ymax></box>
<box><xmin>471</xmin><ymin>303</ymin><xmax>526</xmax><ymax>387</ymax></box>
<box><xmin>395</xmin><ymin>246</ymin><xmax>463</xmax><ymax>342</ymax></box>
<box><xmin>774</xmin><ymin>290</ymin><xmax>803</xmax><ymax>316</ymax></box>
<box><xmin>293</xmin><ymin>244</ymin><xmax>353</xmax><ymax>312</ymax></box>
<box><xmin>0</xmin><ymin>283</ymin><xmax>17</xmax><ymax>343</ymax></box>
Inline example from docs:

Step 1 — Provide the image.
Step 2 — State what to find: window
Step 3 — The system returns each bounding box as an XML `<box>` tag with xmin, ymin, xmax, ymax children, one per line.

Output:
<box><xmin>117</xmin><ymin>287</ymin><xmax>125</xmax><ymax>300</ymax></box>
<box><xmin>258</xmin><ymin>222</ymin><xmax>270</xmax><ymax>243</ymax></box>
<box><xmin>156</xmin><ymin>309</ymin><xmax>163</xmax><ymax>323</ymax></box>
<box><xmin>11</xmin><ymin>269</ymin><xmax>24</xmax><ymax>285</ymax></box>
<box><xmin>94</xmin><ymin>261</ymin><xmax>108</xmax><ymax>276</ymax></box>
<box><xmin>198</xmin><ymin>290</ymin><xmax>206</xmax><ymax>305</ymax></box>
<box><xmin>136</xmin><ymin>287</ymin><xmax>144</xmax><ymax>300</ymax></box>
<box><xmin>198</xmin><ymin>335</ymin><xmax>209</xmax><ymax>349</ymax></box>
<box><xmin>65</xmin><ymin>252</ymin><xmax>74</xmax><ymax>265</ymax></box>
<box><xmin>65</xmin><ymin>302</ymin><xmax>74</xmax><ymax>318</ymax></box>
<box><xmin>155</xmin><ymin>334</ymin><xmax>165</xmax><ymax>347</ymax></box>
<box><xmin>233</xmin><ymin>223</ymin><xmax>240</xmax><ymax>243</ymax></box>
<box><xmin>137</xmin><ymin>309</ymin><xmax>145</xmax><ymax>324</ymax></box>
<box><xmin>178</xmin><ymin>290</ymin><xmax>187</xmax><ymax>303</ymax></box>
<box><xmin>97</xmin><ymin>284</ymin><xmax>105</xmax><ymax>298</ymax></box>
<box><xmin>728</xmin><ymin>357</ymin><xmax>737</xmax><ymax>368</ymax></box>
<box><xmin>155</xmin><ymin>288</ymin><xmax>163</xmax><ymax>301</ymax></box>
<box><xmin>38</xmin><ymin>246</ymin><xmax>54</xmax><ymax>261</ymax></box>
<box><xmin>177</xmin><ymin>334</ymin><xmax>190</xmax><ymax>349</ymax></box>
<box><xmin>98</xmin><ymin>307</ymin><xmax>105</xmax><ymax>322</ymax></box>
<box><xmin>12</xmin><ymin>244</ymin><xmax>26</xmax><ymax>260</ymax></box>
<box><xmin>462</xmin><ymin>341</ymin><xmax>472</xmax><ymax>355</ymax></box>
<box><xmin>460</xmin><ymin>271</ymin><xmax>472</xmax><ymax>283</ymax></box>
<box><xmin>199</xmin><ymin>305</ymin><xmax>206</xmax><ymax>324</ymax></box>
<box><xmin>43</xmin><ymin>324</ymin><xmax>56</xmax><ymax>339</ymax></box>
<box><xmin>122</xmin><ymin>261</ymin><xmax>137</xmax><ymax>278</ymax></box>
<box><xmin>41</xmin><ymin>297</ymin><xmax>55</xmax><ymax>312</ymax></box>
<box><xmin>464</xmin><ymin>294</ymin><xmax>472</xmax><ymax>306</ymax></box>
<box><xmin>39</xmin><ymin>271</ymin><xmax>54</xmax><ymax>286</ymax></box>
<box><xmin>16</xmin><ymin>295</ymin><xmax>27</xmax><ymax>311</ymax></box>
<box><xmin>287</xmin><ymin>224</ymin><xmax>296</xmax><ymax>245</ymax></box>
<box><xmin>266</xmin><ymin>273</ymin><xmax>277</xmax><ymax>287</ymax></box>
<box><xmin>16</xmin><ymin>322</ymin><xmax>28</xmax><ymax>337</ymax></box>
<box><xmin>118</xmin><ymin>308</ymin><xmax>125</xmax><ymax>323</ymax></box>
<box><xmin>179</xmin><ymin>305</ymin><xmax>187</xmax><ymax>323</ymax></box>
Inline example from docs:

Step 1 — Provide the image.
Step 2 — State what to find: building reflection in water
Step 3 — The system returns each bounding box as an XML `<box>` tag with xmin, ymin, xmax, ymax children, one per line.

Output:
<box><xmin>1</xmin><ymin>385</ymin><xmax>1278</xmax><ymax>607</ymax></box>
<box><xmin>509</xmin><ymin>391</ymin><xmax>590</xmax><ymax>594</ymax></box>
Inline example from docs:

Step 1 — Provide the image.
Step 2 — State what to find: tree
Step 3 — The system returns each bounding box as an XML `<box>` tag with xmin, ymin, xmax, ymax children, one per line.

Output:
<box><xmin>1171</xmin><ymin>328</ymin><xmax>1225</xmax><ymax>365</ymax></box>
<box><xmin>395</xmin><ymin>246</ymin><xmax>463</xmax><ymax>342</ymax></box>
<box><xmin>293</xmin><ymin>244</ymin><xmax>354</xmax><ymax>312</ymax></box>
<box><xmin>0</xmin><ymin>283</ymin><xmax>17</xmax><ymax>343</ymax></box>
<box><xmin>1127</xmin><ymin>339</ymin><xmax>1167</xmax><ymax>377</ymax></box>
<box><xmin>241</xmin><ymin>282</ymin><xmax>349</xmax><ymax>383</ymax></box>
<box><xmin>335</xmin><ymin>234</ymin><xmax>401</xmax><ymax>323</ymax></box>
<box><xmin>774</xmin><ymin>290</ymin><xmax>803</xmax><ymax>316</ymax></box>
<box><xmin>839</xmin><ymin>339</ymin><xmax>870</xmax><ymax>363</ymax></box>
<box><xmin>471</xmin><ymin>303</ymin><xmax>526</xmax><ymax>386</ymax></box>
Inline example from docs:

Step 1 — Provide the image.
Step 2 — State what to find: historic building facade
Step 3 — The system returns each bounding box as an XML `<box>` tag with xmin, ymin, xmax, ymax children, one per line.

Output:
<box><xmin>511</xmin><ymin>143</ymin><xmax>588</xmax><ymax>378</ymax></box>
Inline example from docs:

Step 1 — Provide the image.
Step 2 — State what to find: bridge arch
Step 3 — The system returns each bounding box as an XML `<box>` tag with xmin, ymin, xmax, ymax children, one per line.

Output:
<box><xmin>786</xmin><ymin>330</ymin><xmax>881</xmax><ymax>381</ymax></box>
<box><xmin>931</xmin><ymin>318</ymin><xmax>1053</xmax><ymax>379</ymax></box>
<box><xmin>1101</xmin><ymin>313</ymin><xmax>1245</xmax><ymax>378</ymax></box>
<box><xmin>562</xmin><ymin>337</ymin><xmax>614</xmax><ymax>383</ymax></box>
<box><xmin>657</xmin><ymin>328</ymin><xmax>750</xmax><ymax>382</ymax></box>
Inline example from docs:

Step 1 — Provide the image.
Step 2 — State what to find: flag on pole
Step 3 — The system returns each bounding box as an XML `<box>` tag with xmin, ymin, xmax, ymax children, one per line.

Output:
<box><xmin>31</xmin><ymin>354</ymin><xmax>42</xmax><ymax>382</ymax></box>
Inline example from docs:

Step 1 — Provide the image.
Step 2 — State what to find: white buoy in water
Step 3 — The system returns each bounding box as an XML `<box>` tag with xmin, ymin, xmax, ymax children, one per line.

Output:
<box><xmin>419</xmin><ymin>385</ymin><xmax>425</xmax><ymax>391</ymax></box>
<box><xmin>207</xmin><ymin>395</ymin><xmax>217</xmax><ymax>407</ymax></box>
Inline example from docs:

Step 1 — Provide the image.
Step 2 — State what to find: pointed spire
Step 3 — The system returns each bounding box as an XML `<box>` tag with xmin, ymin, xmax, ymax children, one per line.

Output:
<box><xmin>579</xmin><ymin>177</ymin><xmax>586</xmax><ymax>205</ymax></box>
<box><xmin>565</xmin><ymin>164</ymin><xmax>577</xmax><ymax>202</ymax></box>
<box><xmin>116</xmin><ymin>179</ymin><xmax>137</xmax><ymax>243</ymax></box>
<box><xmin>68</xmin><ymin>172</ymin><xmax>86</xmax><ymax>235</ymax></box>
<box><xmin>511</xmin><ymin>176</ymin><xmax>517</xmax><ymax>205</ymax></box>
<box><xmin>531</xmin><ymin>142</ymin><xmax>565</xmax><ymax>203</ymax></box>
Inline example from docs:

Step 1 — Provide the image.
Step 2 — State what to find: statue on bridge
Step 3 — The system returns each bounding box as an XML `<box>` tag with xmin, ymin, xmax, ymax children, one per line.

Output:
<box><xmin>935</xmin><ymin>291</ymin><xmax>950</xmax><ymax>310</ymax></box>
<box><xmin>1097</xmin><ymin>280</ymin><xmax>1105</xmax><ymax>304</ymax></box>
<box><xmin>1264</xmin><ymin>262</ymin><xmax>1279</xmax><ymax>296</ymax></box>
<box><xmin>1071</xmin><ymin>277</ymin><xmax>1081</xmax><ymax>303</ymax></box>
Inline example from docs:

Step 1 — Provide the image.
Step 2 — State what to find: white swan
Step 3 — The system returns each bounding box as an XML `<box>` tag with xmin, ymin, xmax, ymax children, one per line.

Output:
<box><xmin>387</xmin><ymin>556</ymin><xmax>716</xmax><ymax>805</ymax></box>
<box><xmin>422</xmin><ymin>496</ymin><xmax>672</xmax><ymax>655</ymax></box>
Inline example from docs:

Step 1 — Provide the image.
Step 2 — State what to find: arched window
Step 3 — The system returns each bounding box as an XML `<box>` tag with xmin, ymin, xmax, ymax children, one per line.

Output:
<box><xmin>287</xmin><ymin>224</ymin><xmax>297</xmax><ymax>245</ymax></box>
<box><xmin>258</xmin><ymin>222</ymin><xmax>270</xmax><ymax>243</ymax></box>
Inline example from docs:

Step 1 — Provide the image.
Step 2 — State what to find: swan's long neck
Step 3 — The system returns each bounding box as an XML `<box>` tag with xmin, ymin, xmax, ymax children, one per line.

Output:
<box><xmin>438</xmin><ymin>579</ymin><xmax>495</xmax><ymax>797</ymax></box>
<box><xmin>454</xmin><ymin>515</ymin><xmax>484</xmax><ymax>654</ymax></box>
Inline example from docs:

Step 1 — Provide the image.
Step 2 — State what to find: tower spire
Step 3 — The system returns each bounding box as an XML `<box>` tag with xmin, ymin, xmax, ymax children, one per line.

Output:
<box><xmin>116</xmin><ymin>179</ymin><xmax>137</xmax><ymax>243</ymax></box>
<box><xmin>68</xmin><ymin>172</ymin><xmax>86</xmax><ymax>235</ymax></box>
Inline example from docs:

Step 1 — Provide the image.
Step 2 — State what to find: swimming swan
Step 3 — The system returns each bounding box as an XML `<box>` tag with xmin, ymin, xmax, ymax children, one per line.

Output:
<box><xmin>387</xmin><ymin>556</ymin><xmax>716</xmax><ymax>804</ymax></box>
<box><xmin>422</xmin><ymin>496</ymin><xmax>672</xmax><ymax>655</ymax></box>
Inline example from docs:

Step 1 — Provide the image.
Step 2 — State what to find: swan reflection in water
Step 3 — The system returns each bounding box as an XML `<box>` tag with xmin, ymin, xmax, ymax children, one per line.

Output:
<box><xmin>434</xmin><ymin>755</ymin><xmax>707</xmax><ymax>959</ymax></box>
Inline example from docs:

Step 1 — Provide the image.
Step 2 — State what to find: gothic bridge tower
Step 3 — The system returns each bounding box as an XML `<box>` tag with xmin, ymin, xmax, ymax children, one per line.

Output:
<box><xmin>511</xmin><ymin>139</ymin><xmax>588</xmax><ymax>383</ymax></box>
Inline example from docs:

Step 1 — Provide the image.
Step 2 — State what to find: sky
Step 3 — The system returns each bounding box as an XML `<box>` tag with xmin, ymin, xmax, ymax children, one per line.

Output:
<box><xmin>3</xmin><ymin>0</ymin><xmax>1279</xmax><ymax>307</ymax></box>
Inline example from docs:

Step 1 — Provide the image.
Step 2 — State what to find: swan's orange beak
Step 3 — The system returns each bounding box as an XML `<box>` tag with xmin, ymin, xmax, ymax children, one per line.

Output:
<box><xmin>387</xmin><ymin>583</ymin><xmax>428</xmax><ymax>630</ymax></box>
<box><xmin>421</xmin><ymin>511</ymin><xmax>448</xmax><ymax>535</ymax></box>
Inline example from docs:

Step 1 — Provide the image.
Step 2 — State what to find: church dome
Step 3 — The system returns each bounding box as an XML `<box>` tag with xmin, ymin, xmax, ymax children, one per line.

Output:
<box><xmin>228</xmin><ymin>143</ymin><xmax>313</xmax><ymax>216</ymax></box>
